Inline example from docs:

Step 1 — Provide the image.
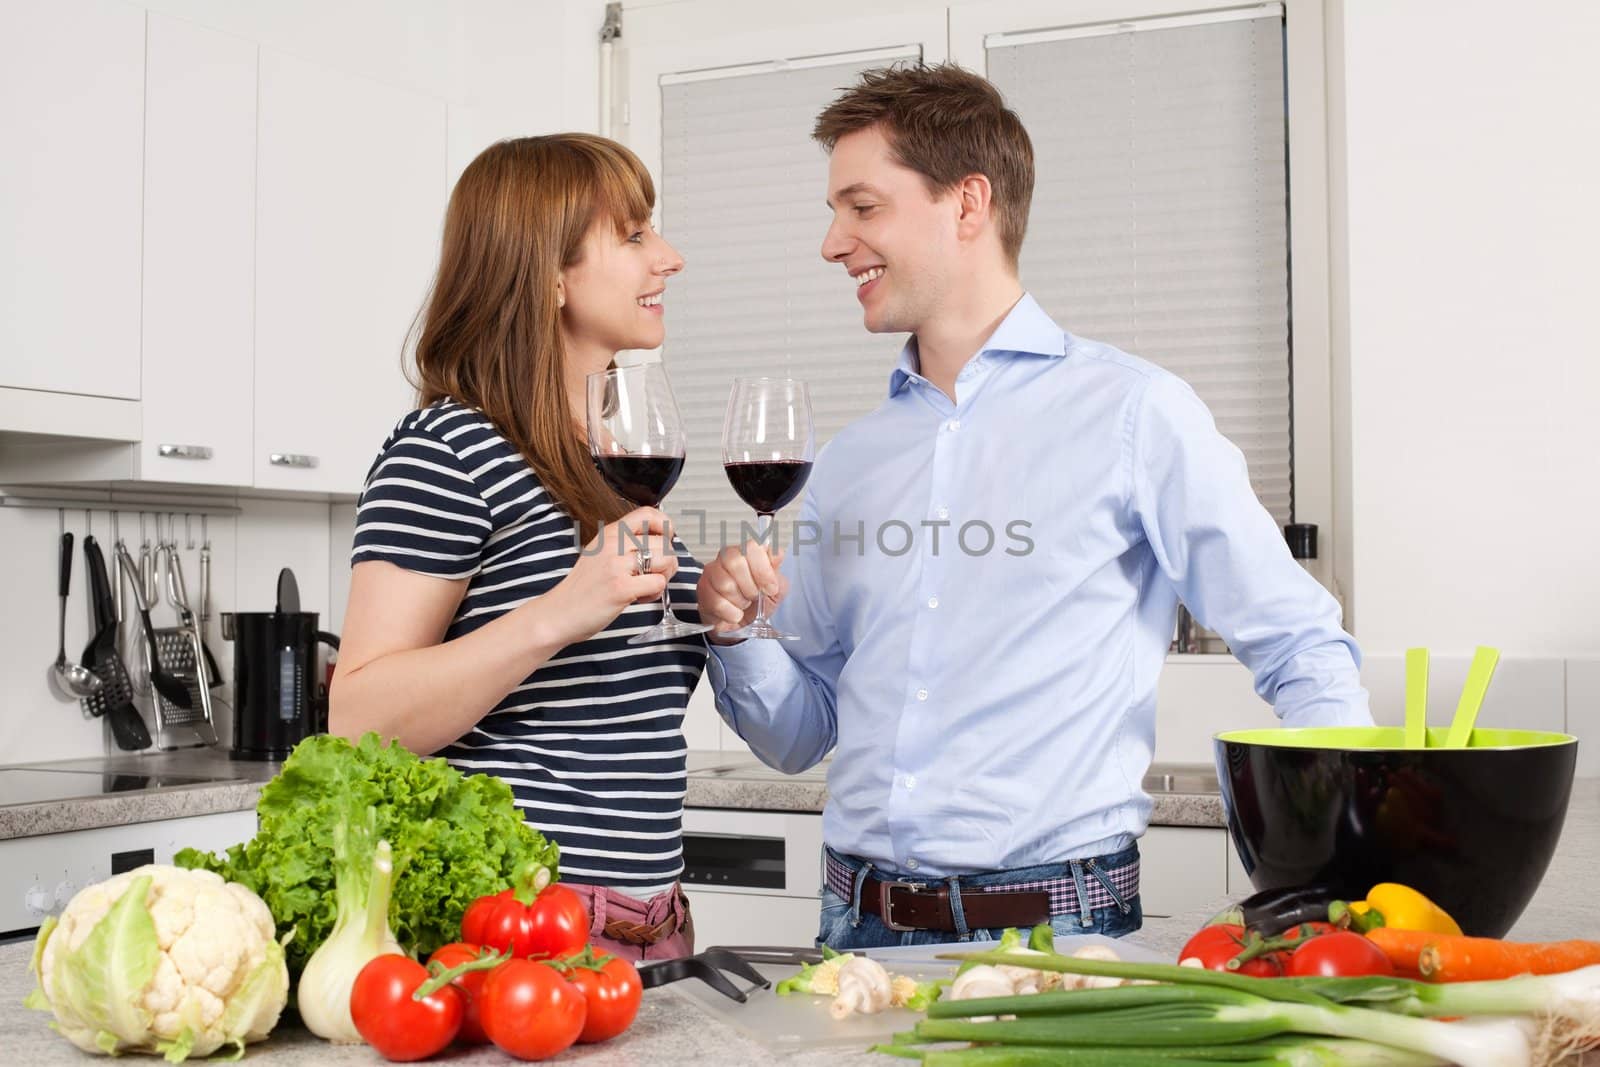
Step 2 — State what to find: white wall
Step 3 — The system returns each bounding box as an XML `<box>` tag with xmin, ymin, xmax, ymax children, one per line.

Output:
<box><xmin>1327</xmin><ymin>0</ymin><xmax>1600</xmax><ymax>769</ymax></box>
<box><xmin>1333</xmin><ymin>0</ymin><xmax>1600</xmax><ymax>657</ymax></box>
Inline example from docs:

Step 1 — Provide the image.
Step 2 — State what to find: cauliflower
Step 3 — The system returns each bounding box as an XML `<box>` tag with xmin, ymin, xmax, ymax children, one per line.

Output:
<box><xmin>776</xmin><ymin>948</ymin><xmax>855</xmax><ymax>997</ymax></box>
<box><xmin>888</xmin><ymin>974</ymin><xmax>923</xmax><ymax>1007</ymax></box>
<box><xmin>27</xmin><ymin>864</ymin><xmax>289</xmax><ymax>1061</ymax></box>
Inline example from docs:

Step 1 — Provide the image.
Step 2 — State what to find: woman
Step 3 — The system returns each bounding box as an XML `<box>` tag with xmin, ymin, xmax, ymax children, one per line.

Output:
<box><xmin>330</xmin><ymin>134</ymin><xmax>706</xmax><ymax>961</ymax></box>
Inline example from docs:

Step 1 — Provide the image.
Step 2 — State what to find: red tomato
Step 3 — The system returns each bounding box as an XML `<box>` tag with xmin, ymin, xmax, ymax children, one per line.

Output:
<box><xmin>1282</xmin><ymin>921</ymin><xmax>1340</xmax><ymax>944</ymax></box>
<box><xmin>426</xmin><ymin>942</ymin><xmax>493</xmax><ymax>1044</ymax></box>
<box><xmin>566</xmin><ymin>955</ymin><xmax>643</xmax><ymax>1043</ymax></box>
<box><xmin>479</xmin><ymin>958</ymin><xmax>587</xmax><ymax>1061</ymax></box>
<box><xmin>1177</xmin><ymin>924</ymin><xmax>1284</xmax><ymax>977</ymax></box>
<box><xmin>1287</xmin><ymin>930</ymin><xmax>1396</xmax><ymax>978</ymax></box>
<box><xmin>475</xmin><ymin>881</ymin><xmax>590</xmax><ymax>961</ymax></box>
<box><xmin>350</xmin><ymin>954</ymin><xmax>463</xmax><ymax>1062</ymax></box>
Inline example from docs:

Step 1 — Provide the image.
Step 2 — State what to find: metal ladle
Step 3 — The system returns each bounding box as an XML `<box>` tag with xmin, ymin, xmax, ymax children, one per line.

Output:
<box><xmin>49</xmin><ymin>530</ymin><xmax>103</xmax><ymax>699</ymax></box>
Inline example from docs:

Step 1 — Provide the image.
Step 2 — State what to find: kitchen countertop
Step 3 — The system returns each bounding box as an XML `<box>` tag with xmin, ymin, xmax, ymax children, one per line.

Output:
<box><xmin>0</xmin><ymin>749</ymin><xmax>1224</xmax><ymax>841</ymax></box>
<box><xmin>1</xmin><ymin>780</ymin><xmax>1594</xmax><ymax>1065</ymax></box>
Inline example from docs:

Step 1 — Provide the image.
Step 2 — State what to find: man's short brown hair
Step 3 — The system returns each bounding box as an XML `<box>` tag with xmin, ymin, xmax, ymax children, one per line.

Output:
<box><xmin>813</xmin><ymin>62</ymin><xmax>1035</xmax><ymax>266</ymax></box>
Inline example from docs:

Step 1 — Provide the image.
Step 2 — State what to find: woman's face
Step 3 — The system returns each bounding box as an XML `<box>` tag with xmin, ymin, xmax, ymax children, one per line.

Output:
<box><xmin>558</xmin><ymin>217</ymin><xmax>683</xmax><ymax>365</ymax></box>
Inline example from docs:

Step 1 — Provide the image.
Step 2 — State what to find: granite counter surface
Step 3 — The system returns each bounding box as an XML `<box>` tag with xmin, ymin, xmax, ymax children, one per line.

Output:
<box><xmin>0</xmin><ymin>750</ymin><xmax>1224</xmax><ymax>840</ymax></box>
<box><xmin>2</xmin><ymin>781</ymin><xmax>1595</xmax><ymax>1065</ymax></box>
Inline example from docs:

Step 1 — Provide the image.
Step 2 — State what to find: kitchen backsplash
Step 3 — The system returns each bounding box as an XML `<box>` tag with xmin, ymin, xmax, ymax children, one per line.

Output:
<box><xmin>0</xmin><ymin>496</ymin><xmax>347</xmax><ymax>765</ymax></box>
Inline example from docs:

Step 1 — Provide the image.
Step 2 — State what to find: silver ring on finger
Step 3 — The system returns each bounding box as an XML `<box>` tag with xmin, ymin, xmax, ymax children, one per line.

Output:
<box><xmin>634</xmin><ymin>549</ymin><xmax>652</xmax><ymax>576</ymax></box>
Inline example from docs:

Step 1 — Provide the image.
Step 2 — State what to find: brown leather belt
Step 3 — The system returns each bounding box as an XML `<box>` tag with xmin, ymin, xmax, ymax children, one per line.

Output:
<box><xmin>603</xmin><ymin>911</ymin><xmax>680</xmax><ymax>947</ymax></box>
<box><xmin>855</xmin><ymin>877</ymin><xmax>1051</xmax><ymax>933</ymax></box>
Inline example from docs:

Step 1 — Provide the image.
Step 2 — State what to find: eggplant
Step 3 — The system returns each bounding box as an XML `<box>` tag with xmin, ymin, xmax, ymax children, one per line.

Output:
<box><xmin>1206</xmin><ymin>884</ymin><xmax>1339</xmax><ymax>936</ymax></box>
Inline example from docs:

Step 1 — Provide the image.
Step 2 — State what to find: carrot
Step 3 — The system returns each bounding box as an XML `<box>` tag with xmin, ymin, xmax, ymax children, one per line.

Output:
<box><xmin>1365</xmin><ymin>927</ymin><xmax>1435</xmax><ymax>975</ymax></box>
<box><xmin>1416</xmin><ymin>934</ymin><xmax>1600</xmax><ymax>982</ymax></box>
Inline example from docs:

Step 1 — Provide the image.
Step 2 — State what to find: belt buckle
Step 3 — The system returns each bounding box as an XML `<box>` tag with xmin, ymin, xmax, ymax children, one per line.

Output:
<box><xmin>878</xmin><ymin>880</ymin><xmax>923</xmax><ymax>932</ymax></box>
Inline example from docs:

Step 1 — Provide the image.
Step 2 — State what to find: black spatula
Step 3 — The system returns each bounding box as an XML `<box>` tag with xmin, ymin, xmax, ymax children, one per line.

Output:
<box><xmin>80</xmin><ymin>537</ymin><xmax>151</xmax><ymax>751</ymax></box>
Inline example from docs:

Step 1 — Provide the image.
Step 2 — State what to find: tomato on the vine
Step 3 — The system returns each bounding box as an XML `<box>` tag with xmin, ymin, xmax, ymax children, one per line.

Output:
<box><xmin>349</xmin><ymin>954</ymin><xmax>463</xmax><ymax>1062</ymax></box>
<box><xmin>426</xmin><ymin>942</ymin><xmax>495</xmax><ymax>1044</ymax></box>
<box><xmin>470</xmin><ymin>862</ymin><xmax>590</xmax><ymax>960</ymax></box>
<box><xmin>1286</xmin><ymin>930</ymin><xmax>1395</xmax><ymax>978</ymax></box>
<box><xmin>1177</xmin><ymin>924</ymin><xmax>1284</xmax><ymax>977</ymax></box>
<box><xmin>562</xmin><ymin>951</ymin><xmax>643</xmax><ymax>1043</ymax></box>
<box><xmin>479</xmin><ymin>958</ymin><xmax>588</xmax><ymax>1060</ymax></box>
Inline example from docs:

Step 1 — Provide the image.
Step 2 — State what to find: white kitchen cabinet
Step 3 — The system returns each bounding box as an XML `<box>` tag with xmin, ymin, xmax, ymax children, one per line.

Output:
<box><xmin>0</xmin><ymin>0</ymin><xmax>143</xmax><ymax>400</ymax></box>
<box><xmin>1139</xmin><ymin>826</ymin><xmax>1230</xmax><ymax>919</ymax></box>
<box><xmin>139</xmin><ymin>13</ymin><xmax>257</xmax><ymax>487</ymax></box>
<box><xmin>253</xmin><ymin>50</ymin><xmax>445</xmax><ymax>494</ymax></box>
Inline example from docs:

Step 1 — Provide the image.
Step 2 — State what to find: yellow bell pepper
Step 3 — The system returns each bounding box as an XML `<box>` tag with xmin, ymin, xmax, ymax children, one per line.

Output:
<box><xmin>1363</xmin><ymin>882</ymin><xmax>1462</xmax><ymax>936</ymax></box>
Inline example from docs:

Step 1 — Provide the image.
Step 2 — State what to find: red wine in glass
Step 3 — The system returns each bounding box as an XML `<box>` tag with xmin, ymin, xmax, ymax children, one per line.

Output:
<box><xmin>586</xmin><ymin>364</ymin><xmax>711</xmax><ymax>644</ymax></box>
<box><xmin>724</xmin><ymin>460</ymin><xmax>813</xmax><ymax>514</ymax></box>
<box><xmin>720</xmin><ymin>377</ymin><xmax>815</xmax><ymax>641</ymax></box>
<box><xmin>595</xmin><ymin>454</ymin><xmax>686</xmax><ymax>507</ymax></box>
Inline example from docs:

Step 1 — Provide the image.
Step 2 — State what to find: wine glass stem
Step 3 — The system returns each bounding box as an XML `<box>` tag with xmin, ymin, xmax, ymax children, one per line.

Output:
<box><xmin>751</xmin><ymin>512</ymin><xmax>775</xmax><ymax>627</ymax></box>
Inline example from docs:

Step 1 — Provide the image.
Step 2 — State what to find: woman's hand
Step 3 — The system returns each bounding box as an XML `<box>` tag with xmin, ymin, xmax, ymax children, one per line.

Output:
<box><xmin>544</xmin><ymin>508</ymin><xmax>680</xmax><ymax>644</ymax></box>
<box><xmin>696</xmin><ymin>541</ymin><xmax>788</xmax><ymax>645</ymax></box>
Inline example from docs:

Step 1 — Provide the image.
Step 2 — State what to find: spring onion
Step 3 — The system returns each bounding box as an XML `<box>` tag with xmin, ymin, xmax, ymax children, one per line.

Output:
<box><xmin>896</xmin><ymin>950</ymin><xmax>1591</xmax><ymax>1067</ymax></box>
<box><xmin>874</xmin><ymin>1038</ymin><xmax>1449</xmax><ymax>1066</ymax></box>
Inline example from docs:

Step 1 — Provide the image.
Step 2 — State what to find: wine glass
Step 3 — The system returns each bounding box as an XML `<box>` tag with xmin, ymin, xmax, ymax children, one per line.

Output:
<box><xmin>586</xmin><ymin>363</ymin><xmax>712</xmax><ymax>645</ymax></box>
<box><xmin>721</xmin><ymin>376</ymin><xmax>815</xmax><ymax>641</ymax></box>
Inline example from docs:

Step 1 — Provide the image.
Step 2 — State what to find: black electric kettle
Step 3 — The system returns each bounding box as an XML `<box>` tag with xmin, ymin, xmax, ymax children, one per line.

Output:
<box><xmin>222</xmin><ymin>568</ymin><xmax>340</xmax><ymax>760</ymax></box>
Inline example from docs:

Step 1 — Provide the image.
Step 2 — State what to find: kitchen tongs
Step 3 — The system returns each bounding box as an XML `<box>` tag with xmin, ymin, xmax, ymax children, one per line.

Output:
<box><xmin>637</xmin><ymin>946</ymin><xmax>791</xmax><ymax>1002</ymax></box>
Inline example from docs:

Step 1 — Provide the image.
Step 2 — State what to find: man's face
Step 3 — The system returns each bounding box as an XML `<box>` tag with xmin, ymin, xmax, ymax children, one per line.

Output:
<box><xmin>820</xmin><ymin>125</ymin><xmax>958</xmax><ymax>335</ymax></box>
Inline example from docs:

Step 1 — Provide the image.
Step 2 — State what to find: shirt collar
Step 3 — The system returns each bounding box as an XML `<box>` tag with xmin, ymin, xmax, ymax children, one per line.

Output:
<box><xmin>888</xmin><ymin>292</ymin><xmax>1066</xmax><ymax>396</ymax></box>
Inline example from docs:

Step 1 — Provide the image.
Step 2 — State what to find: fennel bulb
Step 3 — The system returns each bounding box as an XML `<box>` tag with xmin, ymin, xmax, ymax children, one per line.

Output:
<box><xmin>297</xmin><ymin>817</ymin><xmax>402</xmax><ymax>1044</ymax></box>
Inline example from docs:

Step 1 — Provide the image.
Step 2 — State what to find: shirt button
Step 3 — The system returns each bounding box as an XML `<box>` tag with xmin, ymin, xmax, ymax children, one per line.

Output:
<box><xmin>936</xmin><ymin>505</ymin><xmax>950</xmax><ymax>520</ymax></box>
<box><xmin>904</xmin><ymin>775</ymin><xmax>917</xmax><ymax>790</ymax></box>
<box><xmin>915</xmin><ymin>688</ymin><xmax>929</xmax><ymax>702</ymax></box>
<box><xmin>947</xmin><ymin>419</ymin><xmax>962</xmax><ymax>433</ymax></box>
<box><xmin>927</xmin><ymin>596</ymin><xmax>939</xmax><ymax>609</ymax></box>
<box><xmin>906</xmin><ymin>859</ymin><xmax>920</xmax><ymax>871</ymax></box>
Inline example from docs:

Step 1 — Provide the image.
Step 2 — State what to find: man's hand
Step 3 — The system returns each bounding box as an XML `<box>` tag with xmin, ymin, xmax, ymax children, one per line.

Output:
<box><xmin>696</xmin><ymin>541</ymin><xmax>788</xmax><ymax>644</ymax></box>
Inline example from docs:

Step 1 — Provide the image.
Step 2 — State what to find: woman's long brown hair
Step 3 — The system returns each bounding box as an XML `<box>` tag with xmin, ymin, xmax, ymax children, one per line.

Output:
<box><xmin>409</xmin><ymin>134</ymin><xmax>652</xmax><ymax>542</ymax></box>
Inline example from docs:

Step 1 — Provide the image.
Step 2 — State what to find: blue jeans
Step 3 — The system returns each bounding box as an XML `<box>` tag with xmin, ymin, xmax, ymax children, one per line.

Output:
<box><xmin>816</xmin><ymin>844</ymin><xmax>1143</xmax><ymax>951</ymax></box>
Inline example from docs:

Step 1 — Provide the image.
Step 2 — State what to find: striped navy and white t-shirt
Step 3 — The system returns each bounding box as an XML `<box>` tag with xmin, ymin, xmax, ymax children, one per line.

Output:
<box><xmin>351</xmin><ymin>400</ymin><xmax>708</xmax><ymax>898</ymax></box>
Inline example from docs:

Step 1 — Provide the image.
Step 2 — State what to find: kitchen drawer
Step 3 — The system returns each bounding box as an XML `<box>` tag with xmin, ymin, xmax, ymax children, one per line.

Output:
<box><xmin>1139</xmin><ymin>825</ymin><xmax>1228</xmax><ymax>919</ymax></box>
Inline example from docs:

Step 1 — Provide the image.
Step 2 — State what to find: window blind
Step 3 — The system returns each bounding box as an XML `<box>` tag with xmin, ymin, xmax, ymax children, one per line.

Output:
<box><xmin>987</xmin><ymin>10</ymin><xmax>1295</xmax><ymax>524</ymax></box>
<box><xmin>658</xmin><ymin>53</ymin><xmax>915</xmax><ymax>561</ymax></box>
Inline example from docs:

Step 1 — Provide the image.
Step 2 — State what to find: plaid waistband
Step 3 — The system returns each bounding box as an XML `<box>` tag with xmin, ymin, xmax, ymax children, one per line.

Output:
<box><xmin>824</xmin><ymin>850</ymin><xmax>1139</xmax><ymax>917</ymax></box>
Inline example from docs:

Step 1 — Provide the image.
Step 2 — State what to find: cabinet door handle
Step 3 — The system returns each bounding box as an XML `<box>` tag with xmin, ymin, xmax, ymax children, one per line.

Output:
<box><xmin>268</xmin><ymin>452</ymin><xmax>319</xmax><ymax>469</ymax></box>
<box><xmin>157</xmin><ymin>444</ymin><xmax>214</xmax><ymax>460</ymax></box>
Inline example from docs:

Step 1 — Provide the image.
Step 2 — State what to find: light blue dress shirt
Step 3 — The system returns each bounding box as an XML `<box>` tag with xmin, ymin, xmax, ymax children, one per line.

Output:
<box><xmin>706</xmin><ymin>293</ymin><xmax>1371</xmax><ymax>878</ymax></box>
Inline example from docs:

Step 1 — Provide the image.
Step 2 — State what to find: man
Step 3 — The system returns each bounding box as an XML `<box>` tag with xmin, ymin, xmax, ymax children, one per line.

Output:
<box><xmin>694</xmin><ymin>63</ymin><xmax>1371</xmax><ymax>949</ymax></box>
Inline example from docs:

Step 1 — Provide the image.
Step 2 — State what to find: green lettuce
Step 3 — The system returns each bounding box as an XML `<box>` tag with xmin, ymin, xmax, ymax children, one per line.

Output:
<box><xmin>176</xmin><ymin>732</ymin><xmax>558</xmax><ymax>976</ymax></box>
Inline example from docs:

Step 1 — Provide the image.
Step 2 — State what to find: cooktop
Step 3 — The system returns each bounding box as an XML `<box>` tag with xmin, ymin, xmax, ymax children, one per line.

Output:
<box><xmin>0</xmin><ymin>768</ymin><xmax>219</xmax><ymax>807</ymax></box>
